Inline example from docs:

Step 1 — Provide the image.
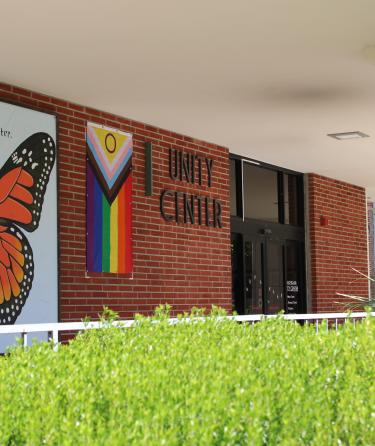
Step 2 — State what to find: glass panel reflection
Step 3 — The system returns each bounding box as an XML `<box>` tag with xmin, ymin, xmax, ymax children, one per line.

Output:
<box><xmin>284</xmin><ymin>174</ymin><xmax>299</xmax><ymax>226</ymax></box>
<box><xmin>244</xmin><ymin>240</ymin><xmax>263</xmax><ymax>314</ymax></box>
<box><xmin>243</xmin><ymin>164</ymin><xmax>279</xmax><ymax>222</ymax></box>
<box><xmin>266</xmin><ymin>241</ymin><xmax>284</xmax><ymax>314</ymax></box>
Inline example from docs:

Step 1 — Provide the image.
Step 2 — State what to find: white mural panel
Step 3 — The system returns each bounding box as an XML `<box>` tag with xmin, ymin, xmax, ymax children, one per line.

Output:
<box><xmin>0</xmin><ymin>101</ymin><xmax>57</xmax><ymax>351</ymax></box>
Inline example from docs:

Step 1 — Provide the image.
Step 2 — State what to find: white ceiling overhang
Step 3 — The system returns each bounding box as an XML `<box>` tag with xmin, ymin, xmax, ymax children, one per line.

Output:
<box><xmin>2</xmin><ymin>1</ymin><xmax>375</xmax><ymax>196</ymax></box>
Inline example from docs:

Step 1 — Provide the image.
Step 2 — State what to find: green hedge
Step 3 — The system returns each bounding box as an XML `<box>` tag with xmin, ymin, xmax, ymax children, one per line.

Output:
<box><xmin>0</xmin><ymin>309</ymin><xmax>374</xmax><ymax>445</ymax></box>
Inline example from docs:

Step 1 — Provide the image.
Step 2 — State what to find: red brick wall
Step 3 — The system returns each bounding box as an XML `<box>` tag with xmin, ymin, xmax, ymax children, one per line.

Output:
<box><xmin>367</xmin><ymin>202</ymin><xmax>375</xmax><ymax>298</ymax></box>
<box><xmin>0</xmin><ymin>83</ymin><xmax>232</xmax><ymax>321</ymax></box>
<box><xmin>308</xmin><ymin>174</ymin><xmax>369</xmax><ymax>312</ymax></box>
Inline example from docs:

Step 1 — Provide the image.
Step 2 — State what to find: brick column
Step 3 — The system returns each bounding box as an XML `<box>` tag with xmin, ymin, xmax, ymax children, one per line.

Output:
<box><xmin>308</xmin><ymin>174</ymin><xmax>369</xmax><ymax>312</ymax></box>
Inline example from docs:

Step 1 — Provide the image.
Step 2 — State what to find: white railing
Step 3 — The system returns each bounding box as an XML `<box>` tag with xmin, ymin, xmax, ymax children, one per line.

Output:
<box><xmin>0</xmin><ymin>312</ymin><xmax>374</xmax><ymax>351</ymax></box>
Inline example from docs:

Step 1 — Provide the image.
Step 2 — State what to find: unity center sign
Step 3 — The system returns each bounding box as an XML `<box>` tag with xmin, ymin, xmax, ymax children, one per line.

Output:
<box><xmin>0</xmin><ymin>102</ymin><xmax>57</xmax><ymax>344</ymax></box>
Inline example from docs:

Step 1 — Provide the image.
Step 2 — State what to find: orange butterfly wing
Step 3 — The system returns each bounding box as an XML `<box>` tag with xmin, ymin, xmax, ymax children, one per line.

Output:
<box><xmin>0</xmin><ymin>167</ymin><xmax>34</xmax><ymax>225</ymax></box>
<box><xmin>0</xmin><ymin>225</ymin><xmax>33</xmax><ymax>324</ymax></box>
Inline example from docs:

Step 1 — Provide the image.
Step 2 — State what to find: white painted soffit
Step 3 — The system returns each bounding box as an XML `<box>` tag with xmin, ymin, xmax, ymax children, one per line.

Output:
<box><xmin>2</xmin><ymin>1</ymin><xmax>375</xmax><ymax>196</ymax></box>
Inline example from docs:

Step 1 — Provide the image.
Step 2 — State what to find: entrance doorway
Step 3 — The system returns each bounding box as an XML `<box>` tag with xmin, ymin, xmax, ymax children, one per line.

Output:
<box><xmin>231</xmin><ymin>232</ymin><xmax>305</xmax><ymax>314</ymax></box>
<box><xmin>230</xmin><ymin>156</ymin><xmax>306</xmax><ymax>314</ymax></box>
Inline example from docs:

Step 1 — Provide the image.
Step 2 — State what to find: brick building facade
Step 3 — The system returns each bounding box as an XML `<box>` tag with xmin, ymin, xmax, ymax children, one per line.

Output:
<box><xmin>0</xmin><ymin>82</ymin><xmax>369</xmax><ymax>320</ymax></box>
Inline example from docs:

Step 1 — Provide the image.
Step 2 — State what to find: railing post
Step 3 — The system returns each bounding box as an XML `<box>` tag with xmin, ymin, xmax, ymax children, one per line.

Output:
<box><xmin>21</xmin><ymin>332</ymin><xmax>27</xmax><ymax>349</ymax></box>
<box><xmin>53</xmin><ymin>329</ymin><xmax>59</xmax><ymax>352</ymax></box>
<box><xmin>48</xmin><ymin>329</ymin><xmax>59</xmax><ymax>352</ymax></box>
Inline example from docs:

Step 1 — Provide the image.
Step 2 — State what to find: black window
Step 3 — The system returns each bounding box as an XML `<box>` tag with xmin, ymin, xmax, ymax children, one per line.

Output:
<box><xmin>283</xmin><ymin>174</ymin><xmax>302</xmax><ymax>226</ymax></box>
<box><xmin>230</xmin><ymin>159</ymin><xmax>238</xmax><ymax>217</ymax></box>
<box><xmin>243</xmin><ymin>163</ymin><xmax>279</xmax><ymax>223</ymax></box>
<box><xmin>229</xmin><ymin>157</ymin><xmax>303</xmax><ymax>226</ymax></box>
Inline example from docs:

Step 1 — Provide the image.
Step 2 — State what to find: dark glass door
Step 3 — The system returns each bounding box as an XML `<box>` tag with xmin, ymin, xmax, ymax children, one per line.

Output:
<box><xmin>265</xmin><ymin>239</ymin><xmax>284</xmax><ymax>314</ymax></box>
<box><xmin>231</xmin><ymin>233</ymin><xmax>244</xmax><ymax>313</ymax></box>
<box><xmin>243</xmin><ymin>236</ymin><xmax>264</xmax><ymax>314</ymax></box>
<box><xmin>285</xmin><ymin>240</ymin><xmax>305</xmax><ymax>313</ymax></box>
<box><xmin>229</xmin><ymin>155</ymin><xmax>306</xmax><ymax>315</ymax></box>
<box><xmin>231</xmin><ymin>233</ymin><xmax>305</xmax><ymax>314</ymax></box>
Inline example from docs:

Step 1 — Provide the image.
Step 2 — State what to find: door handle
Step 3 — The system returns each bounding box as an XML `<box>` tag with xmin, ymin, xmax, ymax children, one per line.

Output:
<box><xmin>260</xmin><ymin>228</ymin><xmax>272</xmax><ymax>235</ymax></box>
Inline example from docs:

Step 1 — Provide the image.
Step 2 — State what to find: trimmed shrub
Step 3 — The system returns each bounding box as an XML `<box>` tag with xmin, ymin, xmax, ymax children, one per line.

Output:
<box><xmin>0</xmin><ymin>310</ymin><xmax>374</xmax><ymax>445</ymax></box>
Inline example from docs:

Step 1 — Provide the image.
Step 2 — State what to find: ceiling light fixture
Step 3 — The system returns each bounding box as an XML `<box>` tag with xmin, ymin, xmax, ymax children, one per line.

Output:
<box><xmin>327</xmin><ymin>131</ymin><xmax>369</xmax><ymax>140</ymax></box>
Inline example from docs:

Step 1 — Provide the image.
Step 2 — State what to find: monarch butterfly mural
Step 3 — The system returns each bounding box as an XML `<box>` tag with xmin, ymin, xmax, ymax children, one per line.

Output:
<box><xmin>0</xmin><ymin>133</ymin><xmax>55</xmax><ymax>325</ymax></box>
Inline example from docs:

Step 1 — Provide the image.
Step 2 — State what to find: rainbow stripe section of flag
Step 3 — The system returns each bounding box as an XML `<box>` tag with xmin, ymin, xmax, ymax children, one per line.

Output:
<box><xmin>86</xmin><ymin>161</ymin><xmax>133</xmax><ymax>273</ymax></box>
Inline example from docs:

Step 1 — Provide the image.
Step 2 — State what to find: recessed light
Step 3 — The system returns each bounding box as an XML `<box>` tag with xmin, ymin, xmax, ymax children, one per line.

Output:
<box><xmin>327</xmin><ymin>132</ymin><xmax>369</xmax><ymax>140</ymax></box>
<box><xmin>327</xmin><ymin>131</ymin><xmax>369</xmax><ymax>140</ymax></box>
